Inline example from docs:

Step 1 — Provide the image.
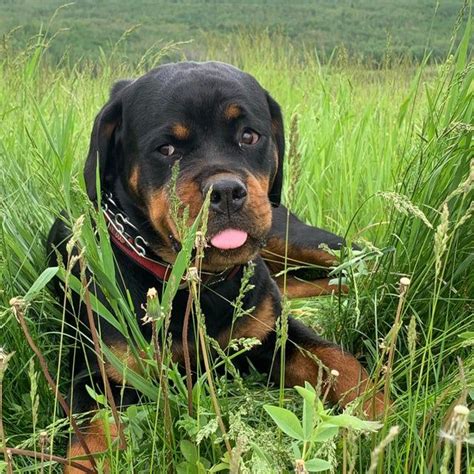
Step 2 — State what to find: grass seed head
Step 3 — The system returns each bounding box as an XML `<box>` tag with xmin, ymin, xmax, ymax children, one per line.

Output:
<box><xmin>378</xmin><ymin>192</ymin><xmax>433</xmax><ymax>229</ymax></box>
<box><xmin>434</xmin><ymin>202</ymin><xmax>450</xmax><ymax>278</ymax></box>
<box><xmin>286</xmin><ymin>113</ymin><xmax>302</xmax><ymax>206</ymax></box>
<box><xmin>407</xmin><ymin>315</ymin><xmax>417</xmax><ymax>357</ymax></box>
<box><xmin>66</xmin><ymin>214</ymin><xmax>85</xmax><ymax>255</ymax></box>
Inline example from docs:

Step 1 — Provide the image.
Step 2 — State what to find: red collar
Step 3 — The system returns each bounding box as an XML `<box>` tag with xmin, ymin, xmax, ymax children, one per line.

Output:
<box><xmin>102</xmin><ymin>195</ymin><xmax>241</xmax><ymax>288</ymax></box>
<box><xmin>107</xmin><ymin>220</ymin><xmax>175</xmax><ymax>283</ymax></box>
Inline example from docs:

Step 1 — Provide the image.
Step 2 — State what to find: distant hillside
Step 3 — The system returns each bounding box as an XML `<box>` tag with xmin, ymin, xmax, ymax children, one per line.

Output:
<box><xmin>0</xmin><ymin>0</ymin><xmax>471</xmax><ymax>64</ymax></box>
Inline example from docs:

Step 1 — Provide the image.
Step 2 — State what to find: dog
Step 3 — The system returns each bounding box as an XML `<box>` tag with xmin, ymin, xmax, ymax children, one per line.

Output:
<box><xmin>47</xmin><ymin>61</ymin><xmax>384</xmax><ymax>472</ymax></box>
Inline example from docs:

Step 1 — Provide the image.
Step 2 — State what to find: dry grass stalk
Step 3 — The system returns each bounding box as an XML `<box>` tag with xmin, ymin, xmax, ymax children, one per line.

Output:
<box><xmin>182</xmin><ymin>290</ymin><xmax>194</xmax><ymax>416</ymax></box>
<box><xmin>383</xmin><ymin>277</ymin><xmax>411</xmax><ymax>416</ymax></box>
<box><xmin>79</xmin><ymin>258</ymin><xmax>127</xmax><ymax>451</ymax></box>
<box><xmin>9</xmin><ymin>297</ymin><xmax>96</xmax><ymax>471</ymax></box>
<box><xmin>294</xmin><ymin>459</ymin><xmax>308</xmax><ymax>473</ymax></box>
<box><xmin>0</xmin><ymin>348</ymin><xmax>14</xmax><ymax>474</ymax></box>
<box><xmin>192</xmin><ymin>281</ymin><xmax>233</xmax><ymax>456</ymax></box>
<box><xmin>3</xmin><ymin>446</ymin><xmax>92</xmax><ymax>472</ymax></box>
<box><xmin>39</xmin><ymin>431</ymin><xmax>49</xmax><ymax>474</ymax></box>
<box><xmin>147</xmin><ymin>287</ymin><xmax>174</xmax><ymax>453</ymax></box>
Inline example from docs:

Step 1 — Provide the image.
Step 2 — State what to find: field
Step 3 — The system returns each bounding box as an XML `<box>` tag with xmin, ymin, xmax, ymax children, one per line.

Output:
<box><xmin>0</xmin><ymin>4</ymin><xmax>473</xmax><ymax>474</ymax></box>
<box><xmin>0</xmin><ymin>0</ymin><xmax>472</xmax><ymax>64</ymax></box>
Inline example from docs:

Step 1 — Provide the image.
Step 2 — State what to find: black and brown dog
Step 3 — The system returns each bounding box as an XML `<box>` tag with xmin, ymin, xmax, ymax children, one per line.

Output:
<box><xmin>47</xmin><ymin>61</ymin><xmax>384</xmax><ymax>472</ymax></box>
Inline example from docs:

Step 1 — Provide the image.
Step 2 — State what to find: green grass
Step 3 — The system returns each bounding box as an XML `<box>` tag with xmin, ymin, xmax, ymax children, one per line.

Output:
<box><xmin>0</xmin><ymin>12</ymin><xmax>473</xmax><ymax>474</ymax></box>
<box><xmin>0</xmin><ymin>0</ymin><xmax>472</xmax><ymax>64</ymax></box>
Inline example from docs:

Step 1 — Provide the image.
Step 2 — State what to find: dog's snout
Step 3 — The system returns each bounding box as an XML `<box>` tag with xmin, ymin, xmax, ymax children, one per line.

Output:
<box><xmin>203</xmin><ymin>178</ymin><xmax>247</xmax><ymax>214</ymax></box>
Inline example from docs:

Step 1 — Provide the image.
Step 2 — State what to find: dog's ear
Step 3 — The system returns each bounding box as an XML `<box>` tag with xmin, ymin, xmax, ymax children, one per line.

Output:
<box><xmin>83</xmin><ymin>79</ymin><xmax>133</xmax><ymax>201</ymax></box>
<box><xmin>265</xmin><ymin>92</ymin><xmax>285</xmax><ymax>207</ymax></box>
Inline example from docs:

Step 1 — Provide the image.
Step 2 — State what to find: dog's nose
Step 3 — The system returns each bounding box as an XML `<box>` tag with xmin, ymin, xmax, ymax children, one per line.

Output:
<box><xmin>203</xmin><ymin>178</ymin><xmax>247</xmax><ymax>214</ymax></box>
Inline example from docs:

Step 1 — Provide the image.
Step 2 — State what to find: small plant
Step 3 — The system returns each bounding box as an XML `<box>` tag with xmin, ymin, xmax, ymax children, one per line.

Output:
<box><xmin>264</xmin><ymin>383</ymin><xmax>381</xmax><ymax>472</ymax></box>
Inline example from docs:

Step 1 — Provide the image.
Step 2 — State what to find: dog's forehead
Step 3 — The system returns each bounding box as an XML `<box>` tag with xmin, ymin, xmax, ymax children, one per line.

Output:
<box><xmin>122</xmin><ymin>62</ymin><xmax>269</xmax><ymax>127</ymax></box>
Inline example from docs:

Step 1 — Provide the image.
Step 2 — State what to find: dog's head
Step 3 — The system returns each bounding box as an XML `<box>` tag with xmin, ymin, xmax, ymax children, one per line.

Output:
<box><xmin>84</xmin><ymin>62</ymin><xmax>285</xmax><ymax>270</ymax></box>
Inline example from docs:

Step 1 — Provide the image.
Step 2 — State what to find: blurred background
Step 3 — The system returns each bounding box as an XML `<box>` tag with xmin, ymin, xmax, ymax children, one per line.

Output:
<box><xmin>1</xmin><ymin>0</ymin><xmax>471</xmax><ymax>66</ymax></box>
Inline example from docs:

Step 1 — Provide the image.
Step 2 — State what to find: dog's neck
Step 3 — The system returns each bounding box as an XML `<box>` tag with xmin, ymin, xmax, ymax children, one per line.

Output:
<box><xmin>102</xmin><ymin>182</ymin><xmax>242</xmax><ymax>286</ymax></box>
<box><xmin>108</xmin><ymin>180</ymin><xmax>177</xmax><ymax>253</ymax></box>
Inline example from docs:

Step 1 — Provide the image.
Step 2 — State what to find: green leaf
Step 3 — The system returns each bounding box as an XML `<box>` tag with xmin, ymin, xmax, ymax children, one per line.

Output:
<box><xmin>209</xmin><ymin>463</ymin><xmax>230</xmax><ymax>473</ymax></box>
<box><xmin>311</xmin><ymin>423</ymin><xmax>339</xmax><ymax>442</ymax></box>
<box><xmin>264</xmin><ymin>405</ymin><xmax>304</xmax><ymax>440</ymax></box>
<box><xmin>181</xmin><ymin>439</ymin><xmax>198</xmax><ymax>464</ymax></box>
<box><xmin>295</xmin><ymin>386</ymin><xmax>315</xmax><ymax>440</ymax></box>
<box><xmin>62</xmin><ymin>271</ymin><xmax>122</xmax><ymax>332</ymax></box>
<box><xmin>85</xmin><ymin>385</ymin><xmax>107</xmax><ymax>406</ymax></box>
<box><xmin>468</xmin><ymin>388</ymin><xmax>474</xmax><ymax>402</ymax></box>
<box><xmin>304</xmin><ymin>458</ymin><xmax>332</xmax><ymax>472</ymax></box>
<box><xmin>295</xmin><ymin>384</ymin><xmax>316</xmax><ymax>404</ymax></box>
<box><xmin>249</xmin><ymin>441</ymin><xmax>275</xmax><ymax>469</ymax></box>
<box><xmin>101</xmin><ymin>344</ymin><xmax>158</xmax><ymax>400</ymax></box>
<box><xmin>321</xmin><ymin>413</ymin><xmax>381</xmax><ymax>432</ymax></box>
<box><xmin>291</xmin><ymin>442</ymin><xmax>302</xmax><ymax>459</ymax></box>
<box><xmin>176</xmin><ymin>462</ymin><xmax>195</xmax><ymax>474</ymax></box>
<box><xmin>24</xmin><ymin>266</ymin><xmax>58</xmax><ymax>301</ymax></box>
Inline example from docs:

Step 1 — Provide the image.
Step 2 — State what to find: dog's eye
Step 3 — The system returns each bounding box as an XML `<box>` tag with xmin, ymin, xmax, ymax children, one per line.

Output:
<box><xmin>240</xmin><ymin>129</ymin><xmax>260</xmax><ymax>146</ymax></box>
<box><xmin>158</xmin><ymin>144</ymin><xmax>175</xmax><ymax>156</ymax></box>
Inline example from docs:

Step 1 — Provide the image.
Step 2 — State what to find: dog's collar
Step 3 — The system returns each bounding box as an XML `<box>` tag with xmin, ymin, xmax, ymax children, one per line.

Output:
<box><xmin>101</xmin><ymin>192</ymin><xmax>241</xmax><ymax>289</ymax></box>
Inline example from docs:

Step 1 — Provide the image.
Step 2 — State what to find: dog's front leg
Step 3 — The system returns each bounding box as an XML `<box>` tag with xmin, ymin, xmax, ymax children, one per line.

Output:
<box><xmin>264</xmin><ymin>205</ymin><xmax>350</xmax><ymax>298</ymax></box>
<box><xmin>284</xmin><ymin>318</ymin><xmax>385</xmax><ymax>417</ymax></box>
<box><xmin>250</xmin><ymin>316</ymin><xmax>385</xmax><ymax>419</ymax></box>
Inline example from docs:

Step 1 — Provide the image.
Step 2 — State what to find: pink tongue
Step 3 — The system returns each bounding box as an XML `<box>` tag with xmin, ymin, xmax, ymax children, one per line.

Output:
<box><xmin>210</xmin><ymin>229</ymin><xmax>248</xmax><ymax>250</ymax></box>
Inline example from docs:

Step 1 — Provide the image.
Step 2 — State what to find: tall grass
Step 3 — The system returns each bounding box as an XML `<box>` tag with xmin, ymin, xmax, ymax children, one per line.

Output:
<box><xmin>0</xmin><ymin>16</ymin><xmax>472</xmax><ymax>473</ymax></box>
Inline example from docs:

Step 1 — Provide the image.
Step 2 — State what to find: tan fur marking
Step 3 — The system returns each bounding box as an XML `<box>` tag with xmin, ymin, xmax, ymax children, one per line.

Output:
<box><xmin>246</xmin><ymin>175</ymin><xmax>272</xmax><ymax>231</ymax></box>
<box><xmin>128</xmin><ymin>166</ymin><xmax>139</xmax><ymax>196</ymax></box>
<box><xmin>176</xmin><ymin>179</ymin><xmax>203</xmax><ymax>221</ymax></box>
<box><xmin>171</xmin><ymin>342</ymin><xmax>197</xmax><ymax>365</ymax></box>
<box><xmin>66</xmin><ymin>419</ymin><xmax>118</xmax><ymax>473</ymax></box>
<box><xmin>276</xmin><ymin>276</ymin><xmax>348</xmax><ymax>298</ymax></box>
<box><xmin>148</xmin><ymin>188</ymin><xmax>168</xmax><ymax>232</ymax></box>
<box><xmin>105</xmin><ymin>343</ymin><xmax>143</xmax><ymax>385</ymax></box>
<box><xmin>264</xmin><ymin>237</ymin><xmax>338</xmax><ymax>269</ymax></box>
<box><xmin>285</xmin><ymin>345</ymin><xmax>385</xmax><ymax>418</ymax></box>
<box><xmin>218</xmin><ymin>295</ymin><xmax>275</xmax><ymax>347</ymax></box>
<box><xmin>224</xmin><ymin>103</ymin><xmax>241</xmax><ymax>120</ymax></box>
<box><xmin>147</xmin><ymin>188</ymin><xmax>180</xmax><ymax>256</ymax></box>
<box><xmin>171</xmin><ymin>123</ymin><xmax>190</xmax><ymax>140</ymax></box>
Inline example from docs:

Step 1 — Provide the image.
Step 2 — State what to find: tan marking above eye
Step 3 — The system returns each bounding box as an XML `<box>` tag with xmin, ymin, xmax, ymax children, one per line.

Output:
<box><xmin>171</xmin><ymin>123</ymin><xmax>190</xmax><ymax>140</ymax></box>
<box><xmin>224</xmin><ymin>104</ymin><xmax>241</xmax><ymax>120</ymax></box>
